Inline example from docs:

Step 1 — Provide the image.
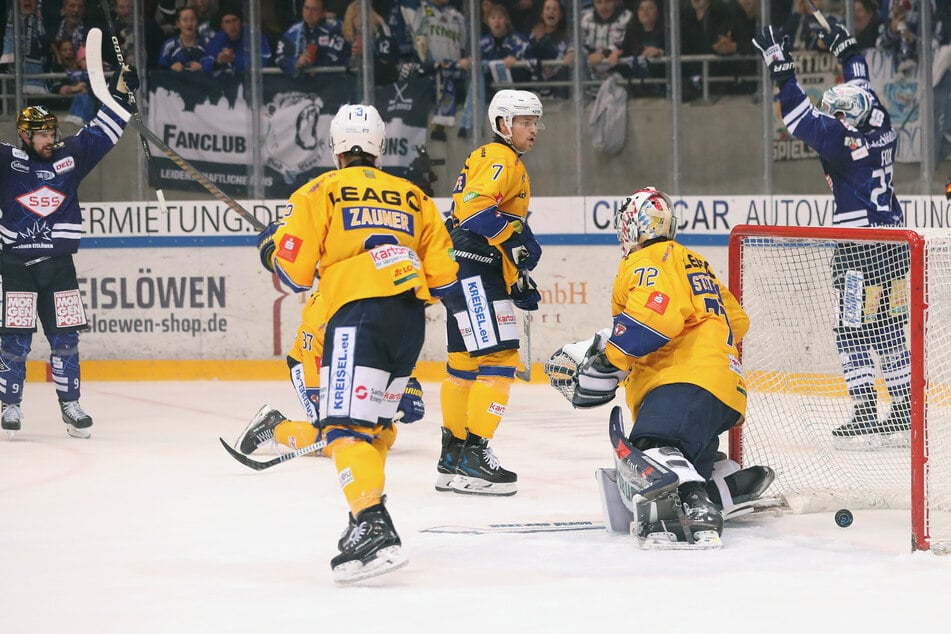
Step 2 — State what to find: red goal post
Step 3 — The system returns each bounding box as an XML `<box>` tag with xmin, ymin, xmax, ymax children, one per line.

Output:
<box><xmin>727</xmin><ymin>224</ymin><xmax>951</xmax><ymax>553</ymax></box>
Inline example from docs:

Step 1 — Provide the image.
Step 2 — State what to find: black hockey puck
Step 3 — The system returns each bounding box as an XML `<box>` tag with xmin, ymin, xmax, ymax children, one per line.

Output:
<box><xmin>835</xmin><ymin>509</ymin><xmax>853</xmax><ymax>528</ymax></box>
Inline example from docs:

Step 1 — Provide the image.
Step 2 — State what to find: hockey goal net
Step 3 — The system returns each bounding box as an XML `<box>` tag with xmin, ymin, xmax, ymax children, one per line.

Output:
<box><xmin>728</xmin><ymin>225</ymin><xmax>951</xmax><ymax>553</ymax></box>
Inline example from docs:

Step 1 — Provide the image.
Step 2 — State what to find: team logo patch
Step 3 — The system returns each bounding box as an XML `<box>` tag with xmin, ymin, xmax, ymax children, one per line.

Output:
<box><xmin>613</xmin><ymin>323</ymin><xmax>627</xmax><ymax>337</ymax></box>
<box><xmin>645</xmin><ymin>291</ymin><xmax>669</xmax><ymax>315</ymax></box>
<box><xmin>5</xmin><ymin>292</ymin><xmax>37</xmax><ymax>329</ymax></box>
<box><xmin>277</xmin><ymin>234</ymin><xmax>302</xmax><ymax>262</ymax></box>
<box><xmin>53</xmin><ymin>289</ymin><xmax>86</xmax><ymax>328</ymax></box>
<box><xmin>16</xmin><ymin>185</ymin><xmax>66</xmax><ymax>217</ymax></box>
<box><xmin>53</xmin><ymin>156</ymin><xmax>75</xmax><ymax>173</ymax></box>
<box><xmin>10</xmin><ymin>161</ymin><xmax>28</xmax><ymax>173</ymax></box>
<box><xmin>35</xmin><ymin>170</ymin><xmax>55</xmax><ymax>181</ymax></box>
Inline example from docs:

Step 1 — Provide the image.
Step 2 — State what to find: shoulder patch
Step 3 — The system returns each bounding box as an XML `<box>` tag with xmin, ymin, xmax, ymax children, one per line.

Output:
<box><xmin>869</xmin><ymin>109</ymin><xmax>885</xmax><ymax>128</ymax></box>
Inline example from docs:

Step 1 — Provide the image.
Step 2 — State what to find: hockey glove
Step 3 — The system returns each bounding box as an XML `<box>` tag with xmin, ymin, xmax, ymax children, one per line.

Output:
<box><xmin>818</xmin><ymin>17</ymin><xmax>859</xmax><ymax>63</ymax></box>
<box><xmin>257</xmin><ymin>220</ymin><xmax>280</xmax><ymax>272</ymax></box>
<box><xmin>438</xmin><ymin>280</ymin><xmax>467</xmax><ymax>316</ymax></box>
<box><xmin>395</xmin><ymin>377</ymin><xmax>425</xmax><ymax>423</ymax></box>
<box><xmin>501</xmin><ymin>220</ymin><xmax>542</xmax><ymax>271</ymax></box>
<box><xmin>108</xmin><ymin>64</ymin><xmax>140</xmax><ymax>107</ymax></box>
<box><xmin>572</xmin><ymin>333</ymin><xmax>628</xmax><ymax>409</ymax></box>
<box><xmin>752</xmin><ymin>26</ymin><xmax>796</xmax><ymax>85</ymax></box>
<box><xmin>510</xmin><ymin>270</ymin><xmax>541</xmax><ymax>311</ymax></box>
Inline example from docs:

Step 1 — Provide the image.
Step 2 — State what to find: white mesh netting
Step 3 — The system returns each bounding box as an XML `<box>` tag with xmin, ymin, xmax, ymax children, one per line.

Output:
<box><xmin>732</xmin><ymin>227</ymin><xmax>951</xmax><ymax>553</ymax></box>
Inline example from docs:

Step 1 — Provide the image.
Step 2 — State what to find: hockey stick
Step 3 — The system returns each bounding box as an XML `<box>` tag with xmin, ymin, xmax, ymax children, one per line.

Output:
<box><xmin>805</xmin><ymin>0</ymin><xmax>832</xmax><ymax>32</ymax></box>
<box><xmin>94</xmin><ymin>3</ymin><xmax>168</xmax><ymax>215</ymax></box>
<box><xmin>515</xmin><ymin>311</ymin><xmax>531</xmax><ymax>381</ymax></box>
<box><xmin>420</xmin><ymin>520</ymin><xmax>605</xmax><ymax>534</ymax></box>
<box><xmin>218</xmin><ymin>436</ymin><xmax>327</xmax><ymax>471</ymax></box>
<box><xmin>86</xmin><ymin>28</ymin><xmax>265</xmax><ymax>230</ymax></box>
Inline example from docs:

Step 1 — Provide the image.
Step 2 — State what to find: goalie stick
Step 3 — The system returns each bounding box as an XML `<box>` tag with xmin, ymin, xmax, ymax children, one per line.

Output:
<box><xmin>218</xmin><ymin>437</ymin><xmax>327</xmax><ymax>471</ymax></box>
<box><xmin>85</xmin><ymin>28</ymin><xmax>265</xmax><ymax>231</ymax></box>
<box><xmin>94</xmin><ymin>2</ymin><xmax>169</xmax><ymax>215</ymax></box>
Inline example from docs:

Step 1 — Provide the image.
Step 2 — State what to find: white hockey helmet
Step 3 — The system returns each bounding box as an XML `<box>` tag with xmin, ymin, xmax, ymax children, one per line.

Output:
<box><xmin>329</xmin><ymin>103</ymin><xmax>386</xmax><ymax>168</ymax></box>
<box><xmin>820</xmin><ymin>81</ymin><xmax>873</xmax><ymax>128</ymax></box>
<box><xmin>615</xmin><ymin>187</ymin><xmax>677</xmax><ymax>254</ymax></box>
<box><xmin>488</xmin><ymin>89</ymin><xmax>543</xmax><ymax>146</ymax></box>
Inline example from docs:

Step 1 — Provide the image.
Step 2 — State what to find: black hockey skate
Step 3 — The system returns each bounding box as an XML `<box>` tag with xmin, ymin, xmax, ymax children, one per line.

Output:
<box><xmin>679</xmin><ymin>481</ymin><xmax>724</xmax><ymax>537</ymax></box>
<box><xmin>450</xmin><ymin>432</ymin><xmax>517</xmax><ymax>496</ymax></box>
<box><xmin>2</xmin><ymin>403</ymin><xmax>22</xmax><ymax>439</ymax></box>
<box><xmin>236</xmin><ymin>405</ymin><xmax>287</xmax><ymax>454</ymax></box>
<box><xmin>832</xmin><ymin>397</ymin><xmax>879</xmax><ymax>437</ymax></box>
<box><xmin>882</xmin><ymin>395</ymin><xmax>911</xmax><ymax>433</ymax></box>
<box><xmin>60</xmin><ymin>400</ymin><xmax>92</xmax><ymax>439</ymax></box>
<box><xmin>435</xmin><ymin>427</ymin><xmax>465</xmax><ymax>492</ymax></box>
<box><xmin>331</xmin><ymin>502</ymin><xmax>407</xmax><ymax>584</ymax></box>
<box><xmin>833</xmin><ymin>396</ymin><xmax>909</xmax><ymax>449</ymax></box>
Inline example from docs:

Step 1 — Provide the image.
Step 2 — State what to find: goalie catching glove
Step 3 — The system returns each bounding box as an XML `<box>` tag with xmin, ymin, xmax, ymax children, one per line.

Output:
<box><xmin>545</xmin><ymin>329</ymin><xmax>627</xmax><ymax>409</ymax></box>
<box><xmin>107</xmin><ymin>63</ymin><xmax>140</xmax><ymax>108</ymax></box>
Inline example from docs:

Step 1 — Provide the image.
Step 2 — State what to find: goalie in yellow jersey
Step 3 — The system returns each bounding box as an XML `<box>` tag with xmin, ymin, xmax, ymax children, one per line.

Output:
<box><xmin>252</xmin><ymin>104</ymin><xmax>462</xmax><ymax>583</ymax></box>
<box><xmin>437</xmin><ymin>89</ymin><xmax>544</xmax><ymax>497</ymax></box>
<box><xmin>546</xmin><ymin>187</ymin><xmax>774</xmax><ymax>549</ymax></box>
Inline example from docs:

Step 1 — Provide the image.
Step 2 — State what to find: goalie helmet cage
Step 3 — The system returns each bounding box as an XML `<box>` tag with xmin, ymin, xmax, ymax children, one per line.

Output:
<box><xmin>728</xmin><ymin>224</ymin><xmax>951</xmax><ymax>553</ymax></box>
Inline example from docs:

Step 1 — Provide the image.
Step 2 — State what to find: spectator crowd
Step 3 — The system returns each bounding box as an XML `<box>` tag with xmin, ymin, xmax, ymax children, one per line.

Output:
<box><xmin>2</xmin><ymin>0</ymin><xmax>950</xmax><ymax>133</ymax></box>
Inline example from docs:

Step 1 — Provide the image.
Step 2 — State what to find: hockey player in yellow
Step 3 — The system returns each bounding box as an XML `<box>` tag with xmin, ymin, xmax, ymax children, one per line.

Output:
<box><xmin>438</xmin><ymin>89</ymin><xmax>544</xmax><ymax>497</ymax></box>
<box><xmin>553</xmin><ymin>187</ymin><xmax>771</xmax><ymax>546</ymax></box>
<box><xmin>255</xmin><ymin>104</ymin><xmax>461</xmax><ymax>583</ymax></box>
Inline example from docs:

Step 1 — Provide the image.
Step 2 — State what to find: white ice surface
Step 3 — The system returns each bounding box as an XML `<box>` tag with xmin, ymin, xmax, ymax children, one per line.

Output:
<box><xmin>1</xmin><ymin>381</ymin><xmax>947</xmax><ymax>633</ymax></box>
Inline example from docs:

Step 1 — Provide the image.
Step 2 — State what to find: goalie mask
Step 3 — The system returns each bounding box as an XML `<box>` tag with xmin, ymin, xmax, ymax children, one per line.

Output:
<box><xmin>615</xmin><ymin>187</ymin><xmax>677</xmax><ymax>255</ymax></box>
<box><xmin>329</xmin><ymin>103</ymin><xmax>386</xmax><ymax>168</ymax></box>
<box><xmin>820</xmin><ymin>82</ymin><xmax>873</xmax><ymax>129</ymax></box>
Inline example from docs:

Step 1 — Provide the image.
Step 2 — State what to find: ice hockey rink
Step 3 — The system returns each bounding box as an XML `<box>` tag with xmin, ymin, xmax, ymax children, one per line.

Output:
<box><xmin>1</xmin><ymin>380</ymin><xmax>947</xmax><ymax>634</ymax></box>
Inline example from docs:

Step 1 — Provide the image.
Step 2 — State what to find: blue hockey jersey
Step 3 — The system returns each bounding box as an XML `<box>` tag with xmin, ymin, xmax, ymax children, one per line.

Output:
<box><xmin>0</xmin><ymin>105</ymin><xmax>127</xmax><ymax>259</ymax></box>
<box><xmin>776</xmin><ymin>53</ymin><xmax>904</xmax><ymax>228</ymax></box>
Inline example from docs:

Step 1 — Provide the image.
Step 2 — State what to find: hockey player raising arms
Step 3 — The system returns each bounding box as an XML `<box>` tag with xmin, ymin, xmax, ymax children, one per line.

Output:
<box><xmin>753</xmin><ymin>20</ymin><xmax>911</xmax><ymax>446</ymax></box>
<box><xmin>438</xmin><ymin>89</ymin><xmax>543</xmax><ymax>496</ymax></box>
<box><xmin>256</xmin><ymin>104</ymin><xmax>461</xmax><ymax>583</ymax></box>
<box><xmin>0</xmin><ymin>66</ymin><xmax>139</xmax><ymax>440</ymax></box>
<box><xmin>549</xmin><ymin>188</ymin><xmax>773</xmax><ymax>547</ymax></box>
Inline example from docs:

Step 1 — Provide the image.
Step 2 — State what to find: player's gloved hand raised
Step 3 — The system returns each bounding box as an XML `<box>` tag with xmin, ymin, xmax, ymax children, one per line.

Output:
<box><xmin>501</xmin><ymin>220</ymin><xmax>542</xmax><ymax>270</ymax></box>
<box><xmin>395</xmin><ymin>377</ymin><xmax>425</xmax><ymax>423</ymax></box>
<box><xmin>752</xmin><ymin>26</ymin><xmax>796</xmax><ymax>85</ymax></box>
<box><xmin>818</xmin><ymin>17</ymin><xmax>859</xmax><ymax>63</ymax></box>
<box><xmin>108</xmin><ymin>64</ymin><xmax>139</xmax><ymax>106</ymax></box>
<box><xmin>257</xmin><ymin>220</ymin><xmax>280</xmax><ymax>272</ymax></box>
<box><xmin>510</xmin><ymin>270</ymin><xmax>541</xmax><ymax>311</ymax></box>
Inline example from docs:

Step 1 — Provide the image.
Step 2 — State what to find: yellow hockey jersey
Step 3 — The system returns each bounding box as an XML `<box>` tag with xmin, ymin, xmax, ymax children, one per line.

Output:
<box><xmin>603</xmin><ymin>240</ymin><xmax>750</xmax><ymax>418</ymax></box>
<box><xmin>450</xmin><ymin>141</ymin><xmax>531</xmax><ymax>288</ymax></box>
<box><xmin>270</xmin><ymin>166</ymin><xmax>459</xmax><ymax>318</ymax></box>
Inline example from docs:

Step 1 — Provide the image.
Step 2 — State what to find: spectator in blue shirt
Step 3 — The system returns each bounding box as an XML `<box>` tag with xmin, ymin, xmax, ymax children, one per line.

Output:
<box><xmin>201</xmin><ymin>5</ymin><xmax>272</xmax><ymax>76</ymax></box>
<box><xmin>273</xmin><ymin>0</ymin><xmax>349</xmax><ymax>78</ymax></box>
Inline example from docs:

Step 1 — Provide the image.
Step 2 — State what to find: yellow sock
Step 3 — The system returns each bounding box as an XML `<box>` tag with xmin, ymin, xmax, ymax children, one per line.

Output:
<box><xmin>331</xmin><ymin>438</ymin><xmax>385</xmax><ymax>516</ymax></box>
<box><xmin>440</xmin><ymin>374</ymin><xmax>472</xmax><ymax>440</ymax></box>
<box><xmin>273</xmin><ymin>420</ymin><xmax>320</xmax><ymax>452</ymax></box>
<box><xmin>466</xmin><ymin>375</ymin><xmax>513</xmax><ymax>439</ymax></box>
<box><xmin>372</xmin><ymin>424</ymin><xmax>398</xmax><ymax>463</ymax></box>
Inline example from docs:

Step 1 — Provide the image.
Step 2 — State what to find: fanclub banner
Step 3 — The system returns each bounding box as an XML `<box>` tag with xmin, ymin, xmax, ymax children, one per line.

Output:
<box><xmin>146</xmin><ymin>71</ymin><xmax>434</xmax><ymax>198</ymax></box>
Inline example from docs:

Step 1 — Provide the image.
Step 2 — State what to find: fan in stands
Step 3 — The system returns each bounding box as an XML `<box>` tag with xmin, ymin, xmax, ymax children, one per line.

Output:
<box><xmin>544</xmin><ymin>187</ymin><xmax>775</xmax><ymax>549</ymax></box>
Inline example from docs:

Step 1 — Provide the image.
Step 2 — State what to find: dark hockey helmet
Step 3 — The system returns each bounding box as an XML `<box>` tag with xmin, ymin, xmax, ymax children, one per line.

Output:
<box><xmin>17</xmin><ymin>105</ymin><xmax>58</xmax><ymax>138</ymax></box>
